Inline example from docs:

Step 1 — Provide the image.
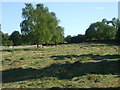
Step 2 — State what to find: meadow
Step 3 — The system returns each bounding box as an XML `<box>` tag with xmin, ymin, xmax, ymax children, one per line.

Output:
<box><xmin>1</xmin><ymin>42</ymin><xmax>120</xmax><ymax>88</ymax></box>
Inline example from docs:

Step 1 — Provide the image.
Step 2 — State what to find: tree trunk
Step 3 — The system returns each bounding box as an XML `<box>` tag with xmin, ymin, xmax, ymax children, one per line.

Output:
<box><xmin>37</xmin><ymin>44</ymin><xmax>39</xmax><ymax>48</ymax></box>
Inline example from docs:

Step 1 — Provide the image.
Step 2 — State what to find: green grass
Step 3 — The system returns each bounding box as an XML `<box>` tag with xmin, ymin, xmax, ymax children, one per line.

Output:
<box><xmin>1</xmin><ymin>42</ymin><xmax>120</xmax><ymax>88</ymax></box>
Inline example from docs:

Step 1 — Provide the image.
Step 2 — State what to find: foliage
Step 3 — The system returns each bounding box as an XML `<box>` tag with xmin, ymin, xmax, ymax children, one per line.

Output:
<box><xmin>9</xmin><ymin>31</ymin><xmax>22</xmax><ymax>46</ymax></box>
<box><xmin>85</xmin><ymin>22</ymin><xmax>116</xmax><ymax>40</ymax></box>
<box><xmin>65</xmin><ymin>18</ymin><xmax>119</xmax><ymax>44</ymax></box>
<box><xmin>20</xmin><ymin>3</ymin><xmax>64</xmax><ymax>47</ymax></box>
<box><xmin>116</xmin><ymin>26</ymin><xmax>120</xmax><ymax>42</ymax></box>
<box><xmin>102</xmin><ymin>17</ymin><xmax>120</xmax><ymax>29</ymax></box>
<box><xmin>65</xmin><ymin>34</ymin><xmax>86</xmax><ymax>43</ymax></box>
<box><xmin>1</xmin><ymin>31</ymin><xmax>13</xmax><ymax>46</ymax></box>
<box><xmin>101</xmin><ymin>18</ymin><xmax>120</xmax><ymax>42</ymax></box>
<box><xmin>65</xmin><ymin>35</ymin><xmax>72</xmax><ymax>43</ymax></box>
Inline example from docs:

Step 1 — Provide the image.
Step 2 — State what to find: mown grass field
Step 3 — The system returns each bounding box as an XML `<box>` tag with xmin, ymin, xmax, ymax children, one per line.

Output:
<box><xmin>1</xmin><ymin>42</ymin><xmax>120</xmax><ymax>88</ymax></box>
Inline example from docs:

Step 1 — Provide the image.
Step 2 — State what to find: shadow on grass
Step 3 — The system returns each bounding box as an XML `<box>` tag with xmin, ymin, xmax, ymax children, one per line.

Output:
<box><xmin>2</xmin><ymin>59</ymin><xmax>120</xmax><ymax>83</ymax></box>
<box><xmin>0</xmin><ymin>47</ymin><xmax>54</xmax><ymax>52</ymax></box>
<box><xmin>85</xmin><ymin>40</ymin><xmax>119</xmax><ymax>46</ymax></box>
<box><xmin>0</xmin><ymin>48</ymin><xmax>31</xmax><ymax>52</ymax></box>
<box><xmin>51</xmin><ymin>54</ymin><xmax>120</xmax><ymax>60</ymax></box>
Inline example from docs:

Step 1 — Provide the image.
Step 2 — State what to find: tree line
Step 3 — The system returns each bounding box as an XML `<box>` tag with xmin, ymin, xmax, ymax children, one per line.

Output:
<box><xmin>0</xmin><ymin>3</ymin><xmax>120</xmax><ymax>47</ymax></box>
<box><xmin>66</xmin><ymin>18</ymin><xmax>120</xmax><ymax>44</ymax></box>
<box><xmin>1</xmin><ymin>3</ymin><xmax>64</xmax><ymax>47</ymax></box>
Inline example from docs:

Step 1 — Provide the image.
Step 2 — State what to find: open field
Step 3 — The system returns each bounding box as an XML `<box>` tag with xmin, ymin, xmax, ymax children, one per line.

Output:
<box><xmin>1</xmin><ymin>42</ymin><xmax>120</xmax><ymax>88</ymax></box>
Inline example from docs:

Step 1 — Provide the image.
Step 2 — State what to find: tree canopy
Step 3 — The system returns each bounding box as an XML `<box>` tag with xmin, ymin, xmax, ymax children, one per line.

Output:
<box><xmin>20</xmin><ymin>3</ymin><xmax>64</xmax><ymax>47</ymax></box>
<box><xmin>85</xmin><ymin>21</ymin><xmax>116</xmax><ymax>40</ymax></box>
<box><xmin>9</xmin><ymin>31</ymin><xmax>22</xmax><ymax>46</ymax></box>
<box><xmin>65</xmin><ymin>34</ymin><xmax>85</xmax><ymax>43</ymax></box>
<box><xmin>1</xmin><ymin>31</ymin><xmax>13</xmax><ymax>46</ymax></box>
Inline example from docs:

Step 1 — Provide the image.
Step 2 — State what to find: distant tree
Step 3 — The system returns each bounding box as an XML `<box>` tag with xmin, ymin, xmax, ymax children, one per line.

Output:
<box><xmin>0</xmin><ymin>31</ymin><xmax>13</xmax><ymax>46</ymax></box>
<box><xmin>102</xmin><ymin>18</ymin><xmax>120</xmax><ymax>41</ymax></box>
<box><xmin>2</xmin><ymin>33</ymin><xmax>9</xmax><ymax>46</ymax></box>
<box><xmin>6</xmin><ymin>40</ymin><xmax>13</xmax><ymax>47</ymax></box>
<box><xmin>65</xmin><ymin>35</ymin><xmax>72</xmax><ymax>43</ymax></box>
<box><xmin>77</xmin><ymin>34</ymin><xmax>86</xmax><ymax>42</ymax></box>
<box><xmin>65</xmin><ymin>34</ymin><xmax>85</xmax><ymax>43</ymax></box>
<box><xmin>116</xmin><ymin>26</ymin><xmax>120</xmax><ymax>42</ymax></box>
<box><xmin>9</xmin><ymin>31</ymin><xmax>22</xmax><ymax>46</ymax></box>
<box><xmin>102</xmin><ymin>25</ymin><xmax>116</xmax><ymax>40</ymax></box>
<box><xmin>71</xmin><ymin>34</ymin><xmax>85</xmax><ymax>43</ymax></box>
<box><xmin>85</xmin><ymin>21</ymin><xmax>116</xmax><ymax>40</ymax></box>
<box><xmin>85</xmin><ymin>23</ymin><xmax>98</xmax><ymax>40</ymax></box>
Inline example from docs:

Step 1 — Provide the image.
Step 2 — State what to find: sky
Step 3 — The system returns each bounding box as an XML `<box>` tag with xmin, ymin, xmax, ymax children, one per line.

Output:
<box><xmin>1</xmin><ymin>1</ymin><xmax>118</xmax><ymax>37</ymax></box>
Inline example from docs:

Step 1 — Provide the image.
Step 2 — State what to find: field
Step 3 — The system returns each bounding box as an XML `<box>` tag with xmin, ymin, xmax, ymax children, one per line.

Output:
<box><xmin>1</xmin><ymin>42</ymin><xmax>120</xmax><ymax>88</ymax></box>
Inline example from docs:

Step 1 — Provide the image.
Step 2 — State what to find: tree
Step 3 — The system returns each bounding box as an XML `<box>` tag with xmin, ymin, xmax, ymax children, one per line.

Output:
<box><xmin>9</xmin><ymin>31</ymin><xmax>22</xmax><ymax>46</ymax></box>
<box><xmin>117</xmin><ymin>26</ymin><xmax>120</xmax><ymax>42</ymax></box>
<box><xmin>6</xmin><ymin>40</ymin><xmax>13</xmax><ymax>47</ymax></box>
<box><xmin>104</xmin><ymin>18</ymin><xmax>120</xmax><ymax>29</ymax></box>
<box><xmin>51</xmin><ymin>26</ymin><xmax>64</xmax><ymax>44</ymax></box>
<box><xmin>85</xmin><ymin>23</ymin><xmax>98</xmax><ymax>40</ymax></box>
<box><xmin>2</xmin><ymin>33</ymin><xmax>9</xmax><ymax>46</ymax></box>
<box><xmin>102</xmin><ymin>25</ymin><xmax>116</xmax><ymax>40</ymax></box>
<box><xmin>20</xmin><ymin>3</ymin><xmax>64</xmax><ymax>47</ymax></box>
<box><xmin>102</xmin><ymin>18</ymin><xmax>120</xmax><ymax>41</ymax></box>
<box><xmin>65</xmin><ymin>35</ymin><xmax>72</xmax><ymax>43</ymax></box>
<box><xmin>65</xmin><ymin>34</ymin><xmax>85</xmax><ymax>44</ymax></box>
<box><xmin>85</xmin><ymin>21</ymin><xmax>116</xmax><ymax>40</ymax></box>
<box><xmin>0</xmin><ymin>31</ymin><xmax>13</xmax><ymax>46</ymax></box>
<box><xmin>102</xmin><ymin>18</ymin><xmax>108</xmax><ymax>25</ymax></box>
<box><xmin>111</xmin><ymin>17</ymin><xmax>119</xmax><ymax>29</ymax></box>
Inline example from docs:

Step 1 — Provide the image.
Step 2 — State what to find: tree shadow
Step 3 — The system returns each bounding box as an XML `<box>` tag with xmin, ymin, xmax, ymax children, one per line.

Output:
<box><xmin>84</xmin><ymin>44</ymin><xmax>113</xmax><ymax>47</ymax></box>
<box><xmin>51</xmin><ymin>54</ymin><xmax>120</xmax><ymax>60</ymax></box>
<box><xmin>85</xmin><ymin>40</ymin><xmax>119</xmax><ymax>46</ymax></box>
<box><xmin>2</xmin><ymin>59</ymin><xmax>120</xmax><ymax>83</ymax></box>
<box><xmin>0</xmin><ymin>48</ymin><xmax>31</xmax><ymax>52</ymax></box>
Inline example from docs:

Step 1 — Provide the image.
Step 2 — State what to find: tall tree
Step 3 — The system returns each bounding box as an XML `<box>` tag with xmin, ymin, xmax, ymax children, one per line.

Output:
<box><xmin>20</xmin><ymin>3</ymin><xmax>64</xmax><ymax>47</ymax></box>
